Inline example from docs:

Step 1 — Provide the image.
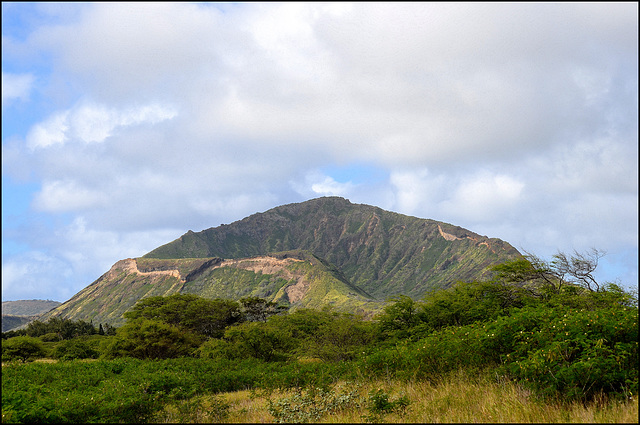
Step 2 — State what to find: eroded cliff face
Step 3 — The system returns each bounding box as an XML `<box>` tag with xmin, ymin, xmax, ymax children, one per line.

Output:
<box><xmin>39</xmin><ymin>251</ymin><xmax>380</xmax><ymax>326</ymax></box>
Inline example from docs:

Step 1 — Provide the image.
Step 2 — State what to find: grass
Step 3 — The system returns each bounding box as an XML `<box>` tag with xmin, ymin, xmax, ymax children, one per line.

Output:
<box><xmin>152</xmin><ymin>369</ymin><xmax>639</xmax><ymax>423</ymax></box>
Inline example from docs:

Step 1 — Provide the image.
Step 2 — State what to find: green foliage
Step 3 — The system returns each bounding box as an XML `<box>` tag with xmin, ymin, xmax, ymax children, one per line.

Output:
<box><xmin>501</xmin><ymin>305</ymin><xmax>638</xmax><ymax>400</ymax></box>
<box><xmin>124</xmin><ymin>293</ymin><xmax>243</xmax><ymax>338</ymax></box>
<box><xmin>2</xmin><ymin>357</ymin><xmax>354</xmax><ymax>423</ymax></box>
<box><xmin>363</xmin><ymin>300</ymin><xmax>638</xmax><ymax>402</ymax></box>
<box><xmin>364</xmin><ymin>389</ymin><xmax>411</xmax><ymax>423</ymax></box>
<box><xmin>267</xmin><ymin>308</ymin><xmax>333</xmax><ymax>339</ymax></box>
<box><xmin>52</xmin><ymin>338</ymin><xmax>100</xmax><ymax>361</ymax></box>
<box><xmin>239</xmin><ymin>296</ymin><xmax>288</xmax><ymax>322</ymax></box>
<box><xmin>267</xmin><ymin>382</ymin><xmax>365</xmax><ymax>423</ymax></box>
<box><xmin>419</xmin><ymin>280</ymin><xmax>529</xmax><ymax>330</ymax></box>
<box><xmin>24</xmin><ymin>317</ymin><xmax>98</xmax><ymax>340</ymax></box>
<box><xmin>159</xmin><ymin>394</ymin><xmax>230</xmax><ymax>423</ymax></box>
<box><xmin>39</xmin><ymin>333</ymin><xmax>62</xmax><ymax>342</ymax></box>
<box><xmin>200</xmin><ymin>321</ymin><xmax>293</xmax><ymax>362</ymax></box>
<box><xmin>300</xmin><ymin>311</ymin><xmax>376</xmax><ymax>361</ymax></box>
<box><xmin>377</xmin><ymin>295</ymin><xmax>424</xmax><ymax>340</ymax></box>
<box><xmin>104</xmin><ymin>319</ymin><xmax>203</xmax><ymax>359</ymax></box>
<box><xmin>199</xmin><ymin>308</ymin><xmax>375</xmax><ymax>363</ymax></box>
<box><xmin>264</xmin><ymin>308</ymin><xmax>376</xmax><ymax>362</ymax></box>
<box><xmin>2</xmin><ymin>336</ymin><xmax>47</xmax><ymax>363</ymax></box>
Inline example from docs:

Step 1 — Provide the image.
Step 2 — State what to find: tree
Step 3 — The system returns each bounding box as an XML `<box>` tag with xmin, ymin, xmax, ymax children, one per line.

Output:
<box><xmin>491</xmin><ymin>249</ymin><xmax>609</xmax><ymax>295</ymax></box>
<box><xmin>303</xmin><ymin>312</ymin><xmax>375</xmax><ymax>361</ymax></box>
<box><xmin>53</xmin><ymin>338</ymin><xmax>99</xmax><ymax>361</ymax></box>
<box><xmin>550</xmin><ymin>248</ymin><xmax>605</xmax><ymax>292</ymax></box>
<box><xmin>2</xmin><ymin>336</ymin><xmax>47</xmax><ymax>362</ymax></box>
<box><xmin>106</xmin><ymin>319</ymin><xmax>203</xmax><ymax>359</ymax></box>
<box><xmin>217</xmin><ymin>321</ymin><xmax>293</xmax><ymax>361</ymax></box>
<box><xmin>377</xmin><ymin>295</ymin><xmax>423</xmax><ymax>339</ymax></box>
<box><xmin>239</xmin><ymin>296</ymin><xmax>288</xmax><ymax>322</ymax></box>
<box><xmin>24</xmin><ymin>317</ymin><xmax>97</xmax><ymax>340</ymax></box>
<box><xmin>102</xmin><ymin>323</ymin><xmax>116</xmax><ymax>336</ymax></box>
<box><xmin>124</xmin><ymin>294</ymin><xmax>244</xmax><ymax>338</ymax></box>
<box><xmin>417</xmin><ymin>279</ymin><xmax>531</xmax><ymax>332</ymax></box>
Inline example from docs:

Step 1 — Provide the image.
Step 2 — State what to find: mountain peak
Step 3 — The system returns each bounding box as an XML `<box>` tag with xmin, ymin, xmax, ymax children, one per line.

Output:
<box><xmin>145</xmin><ymin>198</ymin><xmax>520</xmax><ymax>299</ymax></box>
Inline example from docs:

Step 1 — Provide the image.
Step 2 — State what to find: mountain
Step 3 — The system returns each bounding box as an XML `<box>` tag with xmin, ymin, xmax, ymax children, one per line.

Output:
<box><xmin>145</xmin><ymin>197</ymin><xmax>520</xmax><ymax>299</ymax></box>
<box><xmin>39</xmin><ymin>250</ymin><xmax>381</xmax><ymax>327</ymax></box>
<box><xmin>2</xmin><ymin>315</ymin><xmax>34</xmax><ymax>332</ymax></box>
<box><xmin>2</xmin><ymin>299</ymin><xmax>61</xmax><ymax>316</ymax></box>
<box><xmin>2</xmin><ymin>299</ymin><xmax>61</xmax><ymax>332</ymax></box>
<box><xmin>40</xmin><ymin>197</ymin><xmax>521</xmax><ymax>326</ymax></box>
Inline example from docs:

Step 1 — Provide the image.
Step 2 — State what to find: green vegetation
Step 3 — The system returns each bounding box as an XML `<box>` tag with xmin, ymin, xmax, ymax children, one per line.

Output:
<box><xmin>143</xmin><ymin>197</ymin><xmax>520</xmax><ymax>299</ymax></box>
<box><xmin>2</xmin><ymin>251</ymin><xmax>637</xmax><ymax>423</ymax></box>
<box><xmin>2</xmin><ymin>300</ymin><xmax>61</xmax><ymax>317</ymax></box>
<box><xmin>38</xmin><ymin>250</ymin><xmax>384</xmax><ymax>327</ymax></box>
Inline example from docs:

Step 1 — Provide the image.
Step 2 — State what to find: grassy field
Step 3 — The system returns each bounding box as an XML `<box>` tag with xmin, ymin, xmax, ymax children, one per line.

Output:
<box><xmin>153</xmin><ymin>370</ymin><xmax>639</xmax><ymax>423</ymax></box>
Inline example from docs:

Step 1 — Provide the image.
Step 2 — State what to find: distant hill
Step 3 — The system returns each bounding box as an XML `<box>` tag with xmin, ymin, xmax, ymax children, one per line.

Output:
<box><xmin>2</xmin><ymin>315</ymin><xmax>35</xmax><ymax>332</ymax></box>
<box><xmin>2</xmin><ymin>299</ymin><xmax>61</xmax><ymax>316</ymax></box>
<box><xmin>41</xmin><ymin>197</ymin><xmax>521</xmax><ymax>326</ymax></box>
<box><xmin>2</xmin><ymin>299</ymin><xmax>61</xmax><ymax>332</ymax></box>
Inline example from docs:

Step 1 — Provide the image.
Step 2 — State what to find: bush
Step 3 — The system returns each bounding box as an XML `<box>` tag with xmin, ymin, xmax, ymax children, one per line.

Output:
<box><xmin>501</xmin><ymin>304</ymin><xmax>638</xmax><ymax>401</ymax></box>
<box><xmin>267</xmin><ymin>383</ymin><xmax>364</xmax><ymax>423</ymax></box>
<box><xmin>2</xmin><ymin>336</ymin><xmax>47</xmax><ymax>363</ymax></box>
<box><xmin>364</xmin><ymin>389</ymin><xmax>411</xmax><ymax>423</ymax></box>
<box><xmin>104</xmin><ymin>319</ymin><xmax>203</xmax><ymax>359</ymax></box>
<box><xmin>39</xmin><ymin>333</ymin><xmax>62</xmax><ymax>342</ymax></box>
<box><xmin>52</xmin><ymin>338</ymin><xmax>100</xmax><ymax>361</ymax></box>
<box><xmin>299</xmin><ymin>313</ymin><xmax>376</xmax><ymax>362</ymax></box>
<box><xmin>209</xmin><ymin>321</ymin><xmax>294</xmax><ymax>362</ymax></box>
<box><xmin>362</xmin><ymin>302</ymin><xmax>638</xmax><ymax>402</ymax></box>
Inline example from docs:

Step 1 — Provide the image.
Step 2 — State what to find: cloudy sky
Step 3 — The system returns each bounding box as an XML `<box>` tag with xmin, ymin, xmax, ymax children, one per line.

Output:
<box><xmin>2</xmin><ymin>2</ymin><xmax>637</xmax><ymax>302</ymax></box>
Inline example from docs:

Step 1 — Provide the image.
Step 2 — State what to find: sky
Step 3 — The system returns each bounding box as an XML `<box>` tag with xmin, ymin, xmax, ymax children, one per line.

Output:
<box><xmin>2</xmin><ymin>2</ymin><xmax>638</xmax><ymax>302</ymax></box>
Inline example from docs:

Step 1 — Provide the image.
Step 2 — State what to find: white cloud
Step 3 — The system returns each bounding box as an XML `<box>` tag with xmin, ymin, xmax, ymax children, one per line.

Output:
<box><xmin>389</xmin><ymin>168</ymin><xmax>447</xmax><ymax>216</ymax></box>
<box><xmin>442</xmin><ymin>174</ymin><xmax>525</xmax><ymax>223</ymax></box>
<box><xmin>2</xmin><ymin>2</ymin><xmax>637</xmax><ymax>300</ymax></box>
<box><xmin>311</xmin><ymin>176</ymin><xmax>354</xmax><ymax>197</ymax></box>
<box><xmin>1</xmin><ymin>251</ymin><xmax>74</xmax><ymax>301</ymax></box>
<box><xmin>26</xmin><ymin>111</ymin><xmax>70</xmax><ymax>149</ymax></box>
<box><xmin>290</xmin><ymin>169</ymin><xmax>360</xmax><ymax>199</ymax></box>
<box><xmin>1</xmin><ymin>72</ymin><xmax>35</xmax><ymax>106</ymax></box>
<box><xmin>33</xmin><ymin>180</ymin><xmax>109</xmax><ymax>212</ymax></box>
<box><xmin>26</xmin><ymin>101</ymin><xmax>177</xmax><ymax>149</ymax></box>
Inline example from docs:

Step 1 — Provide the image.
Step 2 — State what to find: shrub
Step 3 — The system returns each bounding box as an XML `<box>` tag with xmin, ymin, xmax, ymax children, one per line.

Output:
<box><xmin>501</xmin><ymin>305</ymin><xmax>638</xmax><ymax>401</ymax></box>
<box><xmin>267</xmin><ymin>383</ymin><xmax>364</xmax><ymax>423</ymax></box>
<box><xmin>104</xmin><ymin>319</ymin><xmax>203</xmax><ymax>359</ymax></box>
<box><xmin>39</xmin><ymin>332</ymin><xmax>62</xmax><ymax>342</ymax></box>
<box><xmin>364</xmin><ymin>389</ymin><xmax>411</xmax><ymax>423</ymax></box>
<box><xmin>52</xmin><ymin>338</ymin><xmax>100</xmax><ymax>361</ymax></box>
<box><xmin>2</xmin><ymin>336</ymin><xmax>47</xmax><ymax>362</ymax></box>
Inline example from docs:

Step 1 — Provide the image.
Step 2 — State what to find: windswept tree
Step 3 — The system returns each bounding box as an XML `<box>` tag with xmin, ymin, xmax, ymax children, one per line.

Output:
<box><xmin>492</xmin><ymin>249</ymin><xmax>608</xmax><ymax>294</ymax></box>
<box><xmin>239</xmin><ymin>296</ymin><xmax>288</xmax><ymax>322</ymax></box>
<box><xmin>491</xmin><ymin>248</ymin><xmax>636</xmax><ymax>308</ymax></box>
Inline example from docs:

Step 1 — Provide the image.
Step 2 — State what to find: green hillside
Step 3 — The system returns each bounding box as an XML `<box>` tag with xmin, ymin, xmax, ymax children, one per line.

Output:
<box><xmin>2</xmin><ymin>300</ymin><xmax>61</xmax><ymax>316</ymax></box>
<box><xmin>145</xmin><ymin>197</ymin><xmax>520</xmax><ymax>298</ymax></box>
<box><xmin>40</xmin><ymin>251</ymin><xmax>381</xmax><ymax>327</ymax></box>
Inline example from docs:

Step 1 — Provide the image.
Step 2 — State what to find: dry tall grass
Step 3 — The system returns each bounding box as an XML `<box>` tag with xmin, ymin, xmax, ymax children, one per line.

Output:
<box><xmin>154</xmin><ymin>370</ymin><xmax>639</xmax><ymax>423</ymax></box>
